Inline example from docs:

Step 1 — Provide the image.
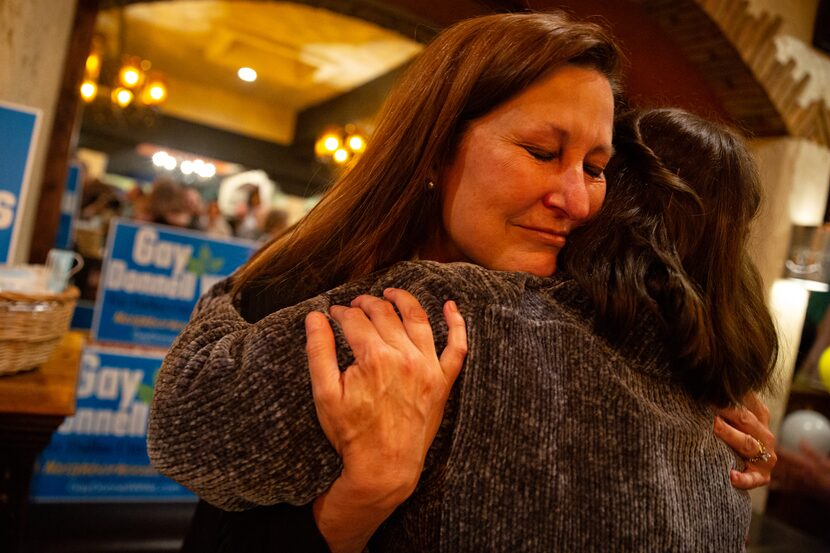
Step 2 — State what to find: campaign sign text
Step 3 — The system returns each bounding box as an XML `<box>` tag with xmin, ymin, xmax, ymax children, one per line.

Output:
<box><xmin>30</xmin><ymin>346</ymin><xmax>195</xmax><ymax>501</ymax></box>
<box><xmin>0</xmin><ymin>101</ymin><xmax>41</xmax><ymax>263</ymax></box>
<box><xmin>91</xmin><ymin>219</ymin><xmax>256</xmax><ymax>348</ymax></box>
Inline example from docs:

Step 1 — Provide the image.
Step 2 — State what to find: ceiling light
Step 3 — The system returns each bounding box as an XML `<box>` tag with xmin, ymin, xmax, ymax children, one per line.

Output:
<box><xmin>152</xmin><ymin>151</ymin><xmax>169</xmax><ymax>167</ymax></box>
<box><xmin>238</xmin><ymin>67</ymin><xmax>257</xmax><ymax>82</ymax></box>
<box><xmin>197</xmin><ymin>163</ymin><xmax>216</xmax><ymax>178</ymax></box>
<box><xmin>163</xmin><ymin>156</ymin><xmax>177</xmax><ymax>171</ymax></box>
<box><xmin>181</xmin><ymin>160</ymin><xmax>194</xmax><ymax>175</ymax></box>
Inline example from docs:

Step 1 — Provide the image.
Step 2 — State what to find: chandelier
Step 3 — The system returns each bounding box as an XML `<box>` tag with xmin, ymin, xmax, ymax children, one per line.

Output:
<box><xmin>314</xmin><ymin>124</ymin><xmax>368</xmax><ymax>167</ymax></box>
<box><xmin>79</xmin><ymin>8</ymin><xmax>167</xmax><ymax>119</ymax></box>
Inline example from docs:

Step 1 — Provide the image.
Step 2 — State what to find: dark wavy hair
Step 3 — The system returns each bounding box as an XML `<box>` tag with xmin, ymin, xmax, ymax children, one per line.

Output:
<box><xmin>561</xmin><ymin>108</ymin><xmax>778</xmax><ymax>407</ymax></box>
<box><xmin>233</xmin><ymin>11</ymin><xmax>622</xmax><ymax>310</ymax></box>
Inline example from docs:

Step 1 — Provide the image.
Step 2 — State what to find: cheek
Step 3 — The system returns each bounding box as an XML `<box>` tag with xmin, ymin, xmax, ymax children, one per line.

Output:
<box><xmin>588</xmin><ymin>182</ymin><xmax>607</xmax><ymax>219</ymax></box>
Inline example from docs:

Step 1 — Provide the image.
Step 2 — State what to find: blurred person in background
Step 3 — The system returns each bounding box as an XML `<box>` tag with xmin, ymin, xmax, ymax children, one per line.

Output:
<box><xmin>183</xmin><ymin>186</ymin><xmax>207</xmax><ymax>231</ymax></box>
<box><xmin>147</xmin><ymin>178</ymin><xmax>191</xmax><ymax>228</ymax></box>
<box><xmin>261</xmin><ymin>207</ymin><xmax>290</xmax><ymax>240</ymax></box>
<box><xmin>205</xmin><ymin>200</ymin><xmax>233</xmax><ymax>238</ymax></box>
<box><xmin>235</xmin><ymin>186</ymin><xmax>265</xmax><ymax>240</ymax></box>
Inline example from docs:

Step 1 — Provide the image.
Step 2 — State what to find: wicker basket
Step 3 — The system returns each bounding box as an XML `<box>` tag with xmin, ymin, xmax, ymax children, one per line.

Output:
<box><xmin>0</xmin><ymin>285</ymin><xmax>79</xmax><ymax>375</ymax></box>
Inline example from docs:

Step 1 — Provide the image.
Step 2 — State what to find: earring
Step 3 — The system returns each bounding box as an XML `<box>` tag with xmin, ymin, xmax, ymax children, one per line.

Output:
<box><xmin>427</xmin><ymin>179</ymin><xmax>436</xmax><ymax>190</ymax></box>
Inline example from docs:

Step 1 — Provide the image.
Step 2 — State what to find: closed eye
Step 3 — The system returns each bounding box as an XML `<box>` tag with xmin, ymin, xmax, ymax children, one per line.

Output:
<box><xmin>584</xmin><ymin>164</ymin><xmax>606</xmax><ymax>179</ymax></box>
<box><xmin>523</xmin><ymin>146</ymin><xmax>556</xmax><ymax>162</ymax></box>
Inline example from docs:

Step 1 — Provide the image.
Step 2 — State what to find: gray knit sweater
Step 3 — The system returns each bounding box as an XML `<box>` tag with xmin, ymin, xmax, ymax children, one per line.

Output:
<box><xmin>148</xmin><ymin>261</ymin><xmax>749</xmax><ymax>552</ymax></box>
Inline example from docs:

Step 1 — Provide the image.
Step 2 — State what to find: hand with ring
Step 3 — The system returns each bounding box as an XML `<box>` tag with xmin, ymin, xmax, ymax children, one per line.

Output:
<box><xmin>713</xmin><ymin>392</ymin><xmax>778</xmax><ymax>490</ymax></box>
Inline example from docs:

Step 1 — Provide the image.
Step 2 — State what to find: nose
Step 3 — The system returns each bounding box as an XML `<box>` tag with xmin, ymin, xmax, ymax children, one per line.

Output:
<box><xmin>541</xmin><ymin>165</ymin><xmax>591</xmax><ymax>221</ymax></box>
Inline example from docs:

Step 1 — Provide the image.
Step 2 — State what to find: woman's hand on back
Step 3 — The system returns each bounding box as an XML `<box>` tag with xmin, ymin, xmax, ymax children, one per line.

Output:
<box><xmin>305</xmin><ymin>288</ymin><xmax>467</xmax><ymax>553</ymax></box>
<box><xmin>713</xmin><ymin>392</ymin><xmax>778</xmax><ymax>490</ymax></box>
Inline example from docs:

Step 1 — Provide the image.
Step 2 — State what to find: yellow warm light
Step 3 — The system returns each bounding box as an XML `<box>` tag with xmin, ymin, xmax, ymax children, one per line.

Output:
<box><xmin>347</xmin><ymin>134</ymin><xmax>366</xmax><ymax>153</ymax></box>
<box><xmin>237</xmin><ymin>67</ymin><xmax>257</xmax><ymax>82</ymax></box>
<box><xmin>143</xmin><ymin>81</ymin><xmax>167</xmax><ymax>105</ymax></box>
<box><xmin>80</xmin><ymin>81</ymin><xmax>97</xmax><ymax>102</ymax></box>
<box><xmin>112</xmin><ymin>87</ymin><xmax>134</xmax><ymax>108</ymax></box>
<box><xmin>323</xmin><ymin>135</ymin><xmax>340</xmax><ymax>152</ymax></box>
<box><xmin>119</xmin><ymin>64</ymin><xmax>143</xmax><ymax>88</ymax></box>
<box><xmin>85</xmin><ymin>54</ymin><xmax>100</xmax><ymax>77</ymax></box>
<box><xmin>149</xmin><ymin>85</ymin><xmax>165</xmax><ymax>101</ymax></box>
<box><xmin>333</xmin><ymin>148</ymin><xmax>349</xmax><ymax>164</ymax></box>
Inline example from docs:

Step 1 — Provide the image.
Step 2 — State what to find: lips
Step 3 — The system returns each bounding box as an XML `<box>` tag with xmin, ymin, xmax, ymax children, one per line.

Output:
<box><xmin>516</xmin><ymin>225</ymin><xmax>569</xmax><ymax>247</ymax></box>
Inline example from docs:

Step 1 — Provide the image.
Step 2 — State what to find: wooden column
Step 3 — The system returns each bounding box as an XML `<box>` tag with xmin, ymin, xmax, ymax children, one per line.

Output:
<box><xmin>28</xmin><ymin>0</ymin><xmax>100</xmax><ymax>264</ymax></box>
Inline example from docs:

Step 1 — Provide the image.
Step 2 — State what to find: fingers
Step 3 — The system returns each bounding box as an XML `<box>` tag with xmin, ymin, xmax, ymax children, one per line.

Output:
<box><xmin>336</xmin><ymin>289</ymin><xmax>465</xmax><ymax>384</ymax></box>
<box><xmin>717</xmin><ymin>403</ymin><xmax>776</xmax><ymax>452</ymax></box>
<box><xmin>714</xmin><ymin>411</ymin><xmax>777</xmax><ymax>491</ymax></box>
<box><xmin>714</xmin><ymin>416</ymin><xmax>764</xmax><ymax>459</ymax></box>
<box><xmin>729</xmin><ymin>469</ymin><xmax>767</xmax><ymax>490</ymax></box>
<box><xmin>381</xmin><ymin>288</ymin><xmax>437</xmax><ymax>356</ymax></box>
<box><xmin>328</xmin><ymin>304</ymin><xmax>384</xmax><ymax>362</ymax></box>
<box><xmin>439</xmin><ymin>300</ymin><xmax>467</xmax><ymax>384</ymax></box>
<box><xmin>349</xmin><ymin>294</ymin><xmax>412</xmax><ymax>350</ymax></box>
<box><xmin>305</xmin><ymin>312</ymin><xmax>341</xmax><ymax>402</ymax></box>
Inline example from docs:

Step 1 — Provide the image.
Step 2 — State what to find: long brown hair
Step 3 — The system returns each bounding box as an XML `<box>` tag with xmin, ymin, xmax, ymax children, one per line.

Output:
<box><xmin>562</xmin><ymin>108</ymin><xmax>778</xmax><ymax>406</ymax></box>
<box><xmin>233</xmin><ymin>11</ymin><xmax>623</xmax><ymax>307</ymax></box>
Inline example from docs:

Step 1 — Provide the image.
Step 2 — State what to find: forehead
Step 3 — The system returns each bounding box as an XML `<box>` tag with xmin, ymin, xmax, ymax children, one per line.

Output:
<box><xmin>475</xmin><ymin>65</ymin><xmax>614</xmax><ymax>147</ymax></box>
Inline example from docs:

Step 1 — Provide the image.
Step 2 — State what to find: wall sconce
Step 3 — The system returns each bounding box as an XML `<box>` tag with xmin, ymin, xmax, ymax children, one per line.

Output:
<box><xmin>80</xmin><ymin>41</ymin><xmax>168</xmax><ymax>112</ymax></box>
<box><xmin>315</xmin><ymin>124</ymin><xmax>368</xmax><ymax>167</ymax></box>
<box><xmin>79</xmin><ymin>6</ymin><xmax>168</xmax><ymax>121</ymax></box>
<box><xmin>784</xmin><ymin>225</ymin><xmax>830</xmax><ymax>292</ymax></box>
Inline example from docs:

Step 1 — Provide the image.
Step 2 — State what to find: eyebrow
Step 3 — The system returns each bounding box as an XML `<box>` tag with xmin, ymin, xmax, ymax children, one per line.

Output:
<box><xmin>591</xmin><ymin>143</ymin><xmax>615</xmax><ymax>159</ymax></box>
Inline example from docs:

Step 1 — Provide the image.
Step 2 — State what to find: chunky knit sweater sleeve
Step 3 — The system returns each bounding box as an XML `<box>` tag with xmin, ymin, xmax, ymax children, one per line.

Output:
<box><xmin>147</xmin><ymin>261</ymin><xmax>494</xmax><ymax>511</ymax></box>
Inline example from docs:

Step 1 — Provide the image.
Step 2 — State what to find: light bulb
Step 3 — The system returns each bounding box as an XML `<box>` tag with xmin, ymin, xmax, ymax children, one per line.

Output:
<box><xmin>80</xmin><ymin>81</ymin><xmax>97</xmax><ymax>102</ymax></box>
<box><xmin>348</xmin><ymin>134</ymin><xmax>366</xmax><ymax>153</ymax></box>
<box><xmin>238</xmin><ymin>67</ymin><xmax>257</xmax><ymax>82</ymax></box>
<box><xmin>152</xmin><ymin>152</ymin><xmax>168</xmax><ymax>167</ymax></box>
<box><xmin>142</xmin><ymin>73</ymin><xmax>167</xmax><ymax>105</ymax></box>
<box><xmin>197</xmin><ymin>163</ymin><xmax>216</xmax><ymax>178</ymax></box>
<box><xmin>119</xmin><ymin>63</ymin><xmax>143</xmax><ymax>88</ymax></box>
<box><xmin>148</xmin><ymin>83</ymin><xmax>166</xmax><ymax>102</ymax></box>
<box><xmin>112</xmin><ymin>87</ymin><xmax>134</xmax><ymax>108</ymax></box>
<box><xmin>85</xmin><ymin>54</ymin><xmax>100</xmax><ymax>77</ymax></box>
<box><xmin>333</xmin><ymin>148</ymin><xmax>349</xmax><ymax>164</ymax></box>
<box><xmin>323</xmin><ymin>135</ymin><xmax>340</xmax><ymax>152</ymax></box>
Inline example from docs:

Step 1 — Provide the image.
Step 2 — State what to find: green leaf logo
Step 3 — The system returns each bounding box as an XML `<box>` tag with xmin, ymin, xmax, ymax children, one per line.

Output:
<box><xmin>187</xmin><ymin>245</ymin><xmax>225</xmax><ymax>276</ymax></box>
<box><xmin>137</xmin><ymin>368</ymin><xmax>162</xmax><ymax>405</ymax></box>
<box><xmin>137</xmin><ymin>383</ymin><xmax>154</xmax><ymax>404</ymax></box>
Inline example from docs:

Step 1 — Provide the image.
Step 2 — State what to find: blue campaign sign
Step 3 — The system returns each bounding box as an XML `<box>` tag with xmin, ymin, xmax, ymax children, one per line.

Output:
<box><xmin>0</xmin><ymin>101</ymin><xmax>42</xmax><ymax>263</ymax></box>
<box><xmin>54</xmin><ymin>162</ymin><xmax>83</xmax><ymax>250</ymax></box>
<box><xmin>30</xmin><ymin>346</ymin><xmax>195</xmax><ymax>501</ymax></box>
<box><xmin>91</xmin><ymin>219</ymin><xmax>257</xmax><ymax>348</ymax></box>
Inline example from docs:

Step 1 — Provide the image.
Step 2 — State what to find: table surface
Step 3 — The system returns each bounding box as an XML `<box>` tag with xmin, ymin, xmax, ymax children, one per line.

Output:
<box><xmin>0</xmin><ymin>331</ymin><xmax>85</xmax><ymax>417</ymax></box>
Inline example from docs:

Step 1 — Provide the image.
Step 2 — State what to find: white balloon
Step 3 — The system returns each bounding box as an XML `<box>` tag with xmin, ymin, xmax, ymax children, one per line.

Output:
<box><xmin>779</xmin><ymin>410</ymin><xmax>830</xmax><ymax>455</ymax></box>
